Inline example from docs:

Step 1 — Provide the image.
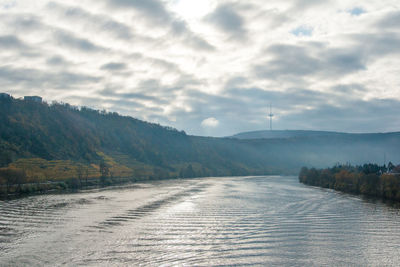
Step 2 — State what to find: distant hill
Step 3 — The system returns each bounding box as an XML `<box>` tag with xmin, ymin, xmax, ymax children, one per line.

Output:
<box><xmin>1</xmin><ymin>96</ymin><xmax>399</xmax><ymax>183</ymax></box>
<box><xmin>231</xmin><ymin>130</ymin><xmax>348</xmax><ymax>139</ymax></box>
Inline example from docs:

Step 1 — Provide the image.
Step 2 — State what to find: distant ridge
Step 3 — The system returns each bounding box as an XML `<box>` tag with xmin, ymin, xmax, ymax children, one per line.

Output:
<box><xmin>231</xmin><ymin>130</ymin><xmax>345</xmax><ymax>140</ymax></box>
<box><xmin>231</xmin><ymin>130</ymin><xmax>373</xmax><ymax>140</ymax></box>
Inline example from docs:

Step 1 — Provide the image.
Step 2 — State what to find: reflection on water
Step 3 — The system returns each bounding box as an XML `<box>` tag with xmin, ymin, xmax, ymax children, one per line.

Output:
<box><xmin>1</xmin><ymin>176</ymin><xmax>400</xmax><ymax>266</ymax></box>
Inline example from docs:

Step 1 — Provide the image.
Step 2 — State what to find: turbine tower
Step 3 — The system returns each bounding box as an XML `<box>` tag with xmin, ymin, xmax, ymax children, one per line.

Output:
<box><xmin>268</xmin><ymin>104</ymin><xmax>274</xmax><ymax>131</ymax></box>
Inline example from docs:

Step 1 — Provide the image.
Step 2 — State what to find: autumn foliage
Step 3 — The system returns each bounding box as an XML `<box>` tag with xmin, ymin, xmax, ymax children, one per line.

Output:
<box><xmin>299</xmin><ymin>163</ymin><xmax>400</xmax><ymax>201</ymax></box>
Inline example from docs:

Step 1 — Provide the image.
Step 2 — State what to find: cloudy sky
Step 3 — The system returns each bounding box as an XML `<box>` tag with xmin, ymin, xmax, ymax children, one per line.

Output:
<box><xmin>1</xmin><ymin>0</ymin><xmax>400</xmax><ymax>136</ymax></box>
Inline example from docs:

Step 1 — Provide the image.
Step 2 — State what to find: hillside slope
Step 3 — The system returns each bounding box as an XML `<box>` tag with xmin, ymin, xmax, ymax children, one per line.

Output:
<box><xmin>1</xmin><ymin>97</ymin><xmax>399</xmax><ymax>182</ymax></box>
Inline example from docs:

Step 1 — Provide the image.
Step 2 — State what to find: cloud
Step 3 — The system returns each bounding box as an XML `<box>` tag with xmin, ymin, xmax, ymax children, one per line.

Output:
<box><xmin>253</xmin><ymin>43</ymin><xmax>366</xmax><ymax>80</ymax></box>
<box><xmin>331</xmin><ymin>84</ymin><xmax>366</xmax><ymax>94</ymax></box>
<box><xmin>47</xmin><ymin>3</ymin><xmax>134</xmax><ymax>40</ymax></box>
<box><xmin>185</xmin><ymin>34</ymin><xmax>215</xmax><ymax>51</ymax></box>
<box><xmin>2</xmin><ymin>14</ymin><xmax>44</xmax><ymax>32</ymax></box>
<box><xmin>292</xmin><ymin>0</ymin><xmax>331</xmax><ymax>12</ymax></box>
<box><xmin>1</xmin><ymin>0</ymin><xmax>16</xmax><ymax>9</ymax></box>
<box><xmin>0</xmin><ymin>65</ymin><xmax>100</xmax><ymax>89</ymax></box>
<box><xmin>105</xmin><ymin>0</ymin><xmax>214</xmax><ymax>51</ymax></box>
<box><xmin>324</xmin><ymin>48</ymin><xmax>366</xmax><ymax>74</ymax></box>
<box><xmin>350</xmin><ymin>32</ymin><xmax>400</xmax><ymax>58</ymax></box>
<box><xmin>201</xmin><ymin>117</ymin><xmax>219</xmax><ymax>128</ymax></box>
<box><xmin>171</xmin><ymin>20</ymin><xmax>215</xmax><ymax>51</ymax></box>
<box><xmin>106</xmin><ymin>0</ymin><xmax>172</xmax><ymax>25</ymax></box>
<box><xmin>375</xmin><ymin>11</ymin><xmax>400</xmax><ymax>29</ymax></box>
<box><xmin>53</xmin><ymin>30</ymin><xmax>106</xmax><ymax>53</ymax></box>
<box><xmin>99</xmin><ymin>87</ymin><xmax>169</xmax><ymax>104</ymax></box>
<box><xmin>46</xmin><ymin>55</ymin><xmax>70</xmax><ymax>66</ymax></box>
<box><xmin>100</xmin><ymin>62</ymin><xmax>127</xmax><ymax>71</ymax></box>
<box><xmin>253</xmin><ymin>44</ymin><xmax>320</xmax><ymax>79</ymax></box>
<box><xmin>129</xmin><ymin>53</ymin><xmax>182</xmax><ymax>73</ymax></box>
<box><xmin>206</xmin><ymin>3</ymin><xmax>246</xmax><ymax>39</ymax></box>
<box><xmin>280</xmin><ymin>98</ymin><xmax>400</xmax><ymax>132</ymax></box>
<box><xmin>0</xmin><ymin>35</ymin><xmax>29</xmax><ymax>49</ymax></box>
<box><xmin>0</xmin><ymin>34</ymin><xmax>41</xmax><ymax>57</ymax></box>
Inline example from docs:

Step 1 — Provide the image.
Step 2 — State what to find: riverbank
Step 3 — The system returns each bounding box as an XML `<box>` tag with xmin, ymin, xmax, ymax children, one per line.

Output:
<box><xmin>0</xmin><ymin>175</ymin><xmax>178</xmax><ymax>200</ymax></box>
<box><xmin>299</xmin><ymin>164</ymin><xmax>400</xmax><ymax>202</ymax></box>
<box><xmin>1</xmin><ymin>172</ymin><xmax>272</xmax><ymax>200</ymax></box>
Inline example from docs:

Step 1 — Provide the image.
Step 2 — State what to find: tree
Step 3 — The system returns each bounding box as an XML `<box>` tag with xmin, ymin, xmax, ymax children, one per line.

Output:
<box><xmin>298</xmin><ymin>167</ymin><xmax>309</xmax><ymax>183</ymax></box>
<box><xmin>359</xmin><ymin>173</ymin><xmax>379</xmax><ymax>196</ymax></box>
<box><xmin>0</xmin><ymin>172</ymin><xmax>6</xmax><ymax>196</ymax></box>
<box><xmin>99</xmin><ymin>161</ymin><xmax>109</xmax><ymax>177</ymax></box>
<box><xmin>0</xmin><ymin>168</ymin><xmax>26</xmax><ymax>195</ymax></box>
<box><xmin>76</xmin><ymin>164</ymin><xmax>84</xmax><ymax>188</ymax></box>
<box><xmin>84</xmin><ymin>165</ymin><xmax>89</xmax><ymax>187</ymax></box>
<box><xmin>393</xmin><ymin>165</ymin><xmax>400</xmax><ymax>173</ymax></box>
<box><xmin>182</xmin><ymin>164</ymin><xmax>195</xmax><ymax>178</ymax></box>
<box><xmin>388</xmin><ymin>162</ymin><xmax>395</xmax><ymax>172</ymax></box>
<box><xmin>0</xmin><ymin>151</ymin><xmax>13</xmax><ymax>167</ymax></box>
<box><xmin>99</xmin><ymin>161</ymin><xmax>109</xmax><ymax>186</ymax></box>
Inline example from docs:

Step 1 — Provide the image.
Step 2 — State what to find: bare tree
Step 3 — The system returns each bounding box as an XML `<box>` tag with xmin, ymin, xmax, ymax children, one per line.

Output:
<box><xmin>0</xmin><ymin>168</ymin><xmax>26</xmax><ymax>195</ymax></box>
<box><xmin>84</xmin><ymin>165</ymin><xmax>89</xmax><ymax>188</ymax></box>
<box><xmin>76</xmin><ymin>164</ymin><xmax>84</xmax><ymax>188</ymax></box>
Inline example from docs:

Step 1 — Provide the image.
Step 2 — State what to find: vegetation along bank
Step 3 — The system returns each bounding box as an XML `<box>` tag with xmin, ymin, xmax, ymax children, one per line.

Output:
<box><xmin>299</xmin><ymin>163</ymin><xmax>400</xmax><ymax>201</ymax></box>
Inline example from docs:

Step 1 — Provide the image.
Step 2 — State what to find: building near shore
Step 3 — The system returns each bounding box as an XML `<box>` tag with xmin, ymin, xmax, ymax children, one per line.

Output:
<box><xmin>24</xmin><ymin>96</ymin><xmax>42</xmax><ymax>103</ymax></box>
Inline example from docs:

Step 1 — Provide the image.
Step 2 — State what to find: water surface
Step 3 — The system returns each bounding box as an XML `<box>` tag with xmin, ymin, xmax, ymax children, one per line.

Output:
<box><xmin>1</xmin><ymin>176</ymin><xmax>400</xmax><ymax>266</ymax></box>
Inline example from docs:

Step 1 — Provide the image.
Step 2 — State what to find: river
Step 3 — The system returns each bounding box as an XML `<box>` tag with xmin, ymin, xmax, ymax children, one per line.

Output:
<box><xmin>1</xmin><ymin>176</ymin><xmax>399</xmax><ymax>266</ymax></box>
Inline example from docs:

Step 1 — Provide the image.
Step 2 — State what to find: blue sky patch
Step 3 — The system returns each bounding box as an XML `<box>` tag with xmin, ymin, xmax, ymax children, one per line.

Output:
<box><xmin>291</xmin><ymin>25</ymin><xmax>313</xmax><ymax>37</ymax></box>
<box><xmin>349</xmin><ymin>7</ymin><xmax>366</xmax><ymax>16</ymax></box>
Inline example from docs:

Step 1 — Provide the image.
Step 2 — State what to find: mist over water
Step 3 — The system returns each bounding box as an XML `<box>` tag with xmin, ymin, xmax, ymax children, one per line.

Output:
<box><xmin>1</xmin><ymin>176</ymin><xmax>400</xmax><ymax>266</ymax></box>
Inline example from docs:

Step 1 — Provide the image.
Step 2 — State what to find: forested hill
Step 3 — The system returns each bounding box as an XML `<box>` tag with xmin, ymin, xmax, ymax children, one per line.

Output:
<box><xmin>1</xmin><ymin>96</ymin><xmax>400</xmax><ymax>182</ymax></box>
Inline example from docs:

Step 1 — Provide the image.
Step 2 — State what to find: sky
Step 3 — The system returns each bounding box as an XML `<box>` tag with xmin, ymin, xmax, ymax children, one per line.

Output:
<box><xmin>0</xmin><ymin>0</ymin><xmax>400</xmax><ymax>137</ymax></box>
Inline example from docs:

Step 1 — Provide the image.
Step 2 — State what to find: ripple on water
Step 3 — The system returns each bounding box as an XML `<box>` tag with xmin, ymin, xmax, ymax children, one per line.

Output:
<box><xmin>0</xmin><ymin>176</ymin><xmax>400</xmax><ymax>266</ymax></box>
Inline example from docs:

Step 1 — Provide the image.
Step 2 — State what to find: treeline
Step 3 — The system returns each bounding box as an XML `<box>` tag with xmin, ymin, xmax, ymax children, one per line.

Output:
<box><xmin>0</xmin><ymin>167</ymin><xmax>82</xmax><ymax>198</ymax></box>
<box><xmin>0</xmin><ymin>161</ymin><xmax>214</xmax><ymax>199</ymax></box>
<box><xmin>299</xmin><ymin>163</ymin><xmax>400</xmax><ymax>201</ymax></box>
<box><xmin>0</xmin><ymin>164</ymin><xmax>91</xmax><ymax>198</ymax></box>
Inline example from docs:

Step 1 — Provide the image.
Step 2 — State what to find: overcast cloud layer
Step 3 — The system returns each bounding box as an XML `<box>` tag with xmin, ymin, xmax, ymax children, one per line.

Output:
<box><xmin>1</xmin><ymin>0</ymin><xmax>399</xmax><ymax>136</ymax></box>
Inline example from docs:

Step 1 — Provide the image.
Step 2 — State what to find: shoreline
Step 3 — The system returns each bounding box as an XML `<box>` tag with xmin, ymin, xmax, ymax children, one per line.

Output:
<box><xmin>1</xmin><ymin>173</ymin><xmax>290</xmax><ymax>201</ymax></box>
<box><xmin>0</xmin><ymin>175</ymin><xmax>175</xmax><ymax>201</ymax></box>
